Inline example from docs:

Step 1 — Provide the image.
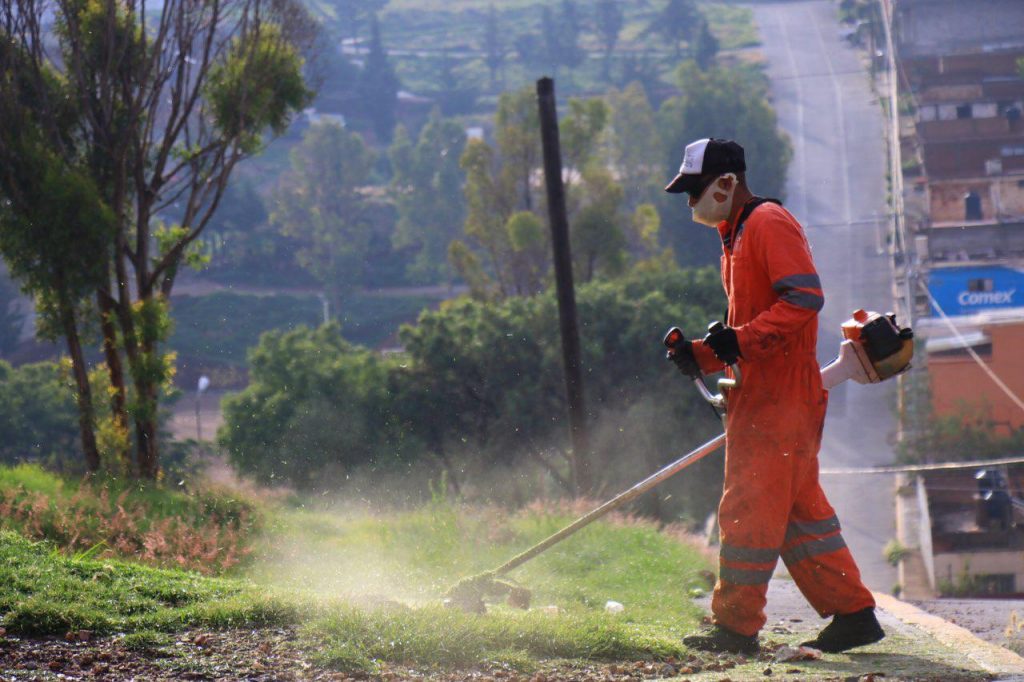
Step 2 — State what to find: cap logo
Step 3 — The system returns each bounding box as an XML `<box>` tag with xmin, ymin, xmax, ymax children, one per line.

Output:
<box><xmin>680</xmin><ymin>138</ymin><xmax>709</xmax><ymax>175</ymax></box>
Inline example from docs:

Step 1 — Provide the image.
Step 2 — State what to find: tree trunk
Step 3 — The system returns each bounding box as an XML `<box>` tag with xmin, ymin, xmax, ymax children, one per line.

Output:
<box><xmin>58</xmin><ymin>290</ymin><xmax>100</xmax><ymax>473</ymax></box>
<box><xmin>97</xmin><ymin>289</ymin><xmax>132</xmax><ymax>474</ymax></box>
<box><xmin>135</xmin><ymin>394</ymin><xmax>160</xmax><ymax>479</ymax></box>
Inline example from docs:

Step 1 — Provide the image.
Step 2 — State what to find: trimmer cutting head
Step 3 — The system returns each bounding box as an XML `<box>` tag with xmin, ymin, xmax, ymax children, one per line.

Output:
<box><xmin>444</xmin><ymin>573</ymin><xmax>532</xmax><ymax>614</ymax></box>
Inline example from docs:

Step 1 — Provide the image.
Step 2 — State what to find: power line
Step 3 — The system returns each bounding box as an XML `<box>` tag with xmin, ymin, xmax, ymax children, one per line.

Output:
<box><xmin>821</xmin><ymin>454</ymin><xmax>1024</xmax><ymax>475</ymax></box>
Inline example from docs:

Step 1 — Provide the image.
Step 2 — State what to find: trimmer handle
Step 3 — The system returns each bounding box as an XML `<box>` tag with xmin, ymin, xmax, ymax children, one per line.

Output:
<box><xmin>664</xmin><ymin>324</ymin><xmax>740</xmax><ymax>412</ymax></box>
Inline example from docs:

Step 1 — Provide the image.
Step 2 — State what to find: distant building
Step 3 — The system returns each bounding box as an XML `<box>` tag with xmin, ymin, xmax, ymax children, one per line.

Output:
<box><xmin>895</xmin><ymin>0</ymin><xmax>1024</xmax><ymax>58</ymax></box>
<box><xmin>911</xmin><ymin>466</ymin><xmax>1024</xmax><ymax>597</ymax></box>
<box><xmin>920</xmin><ymin>307</ymin><xmax>1024</xmax><ymax>431</ymax></box>
<box><xmin>300</xmin><ymin>108</ymin><xmax>347</xmax><ymax>129</ymax></box>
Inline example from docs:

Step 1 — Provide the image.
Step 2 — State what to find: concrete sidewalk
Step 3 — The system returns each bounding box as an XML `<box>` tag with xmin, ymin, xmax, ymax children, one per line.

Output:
<box><xmin>692</xmin><ymin>579</ymin><xmax>1024</xmax><ymax>680</ymax></box>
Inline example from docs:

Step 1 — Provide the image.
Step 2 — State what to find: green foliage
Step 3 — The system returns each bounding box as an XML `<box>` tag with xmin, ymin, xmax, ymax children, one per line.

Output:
<box><xmin>883</xmin><ymin>538</ymin><xmax>908</xmax><ymax>567</ymax></box>
<box><xmin>898</xmin><ymin>360</ymin><xmax>1024</xmax><ymax>463</ymax></box>
<box><xmin>657</xmin><ymin>62</ymin><xmax>792</xmax><ymax>266</ymax></box>
<box><xmin>206</xmin><ymin>24</ymin><xmax>313</xmax><ymax>154</ymax></box>
<box><xmin>560</xmin><ymin>97</ymin><xmax>610</xmax><ymax>185</ymax></box>
<box><xmin>693</xmin><ymin>19</ymin><xmax>720</xmax><ymax>70</ymax></box>
<box><xmin>0</xmin><ymin>361</ymin><xmax>79</xmax><ymax>469</ymax></box>
<box><xmin>606</xmin><ymin>82</ymin><xmax>662</xmax><ymax>209</ymax></box>
<box><xmin>356</xmin><ymin>15</ymin><xmax>401</xmax><ymax>142</ymax></box>
<box><xmin>389</xmin><ymin>110</ymin><xmax>468</xmax><ymax>283</ymax></box>
<box><xmin>219</xmin><ymin>324</ymin><xmax>408</xmax><ymax>487</ymax></box>
<box><xmin>571</xmin><ymin>168</ymin><xmax>628</xmax><ymax>282</ymax></box>
<box><xmin>154</xmin><ymin>223</ymin><xmax>211</xmax><ymax>271</ymax></box>
<box><xmin>0</xmin><ymin>275</ymin><xmax>23</xmax><ymax>355</ymax></box>
<box><xmin>222</xmin><ymin>269</ymin><xmax>727</xmax><ymax>521</ymax></box>
<box><xmin>648</xmin><ymin>0</ymin><xmax>701</xmax><ymax>57</ymax></box>
<box><xmin>482</xmin><ymin>4</ymin><xmax>507</xmax><ymax>88</ymax></box>
<box><xmin>272</xmin><ymin>122</ymin><xmax>377</xmax><ymax>316</ymax></box>
<box><xmin>0</xmin><ymin>97</ymin><xmax>114</xmax><ymax>307</ymax></box>
<box><xmin>595</xmin><ymin>0</ymin><xmax>625</xmax><ymax>81</ymax></box>
<box><xmin>168</xmin><ymin>291</ymin><xmax>435</xmax><ymax>370</ymax></box>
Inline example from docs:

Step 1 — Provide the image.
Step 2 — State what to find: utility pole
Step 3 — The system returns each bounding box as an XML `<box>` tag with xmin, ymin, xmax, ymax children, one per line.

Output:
<box><xmin>536</xmin><ymin>77</ymin><xmax>589</xmax><ymax>496</ymax></box>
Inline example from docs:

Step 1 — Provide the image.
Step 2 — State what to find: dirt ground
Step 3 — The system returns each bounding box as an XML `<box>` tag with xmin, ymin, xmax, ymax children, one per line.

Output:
<box><xmin>0</xmin><ymin>626</ymin><xmax>778</xmax><ymax>681</ymax></box>
<box><xmin>911</xmin><ymin>597</ymin><xmax>1024</xmax><ymax>654</ymax></box>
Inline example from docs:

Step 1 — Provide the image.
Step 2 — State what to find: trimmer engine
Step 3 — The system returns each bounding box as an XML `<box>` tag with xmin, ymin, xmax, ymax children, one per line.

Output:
<box><xmin>823</xmin><ymin>310</ymin><xmax>913</xmax><ymax>389</ymax></box>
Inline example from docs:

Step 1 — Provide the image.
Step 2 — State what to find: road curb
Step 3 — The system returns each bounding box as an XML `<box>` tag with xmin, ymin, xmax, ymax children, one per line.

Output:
<box><xmin>874</xmin><ymin>591</ymin><xmax>1024</xmax><ymax>677</ymax></box>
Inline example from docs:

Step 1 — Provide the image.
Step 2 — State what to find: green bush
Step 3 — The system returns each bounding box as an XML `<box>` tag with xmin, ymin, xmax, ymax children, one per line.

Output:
<box><xmin>220</xmin><ymin>268</ymin><xmax>728</xmax><ymax>521</ymax></box>
<box><xmin>0</xmin><ymin>360</ymin><xmax>79</xmax><ymax>469</ymax></box>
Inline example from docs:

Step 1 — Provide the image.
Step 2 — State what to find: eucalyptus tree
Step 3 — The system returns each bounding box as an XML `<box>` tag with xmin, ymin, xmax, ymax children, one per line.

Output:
<box><xmin>0</xmin><ymin>0</ymin><xmax>313</xmax><ymax>478</ymax></box>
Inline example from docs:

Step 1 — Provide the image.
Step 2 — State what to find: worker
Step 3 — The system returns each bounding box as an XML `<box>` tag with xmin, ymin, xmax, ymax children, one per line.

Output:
<box><xmin>664</xmin><ymin>138</ymin><xmax>884</xmax><ymax>654</ymax></box>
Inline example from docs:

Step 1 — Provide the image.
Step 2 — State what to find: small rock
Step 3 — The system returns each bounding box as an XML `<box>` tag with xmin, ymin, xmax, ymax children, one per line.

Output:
<box><xmin>64</xmin><ymin>631</ymin><xmax>77</xmax><ymax>642</ymax></box>
<box><xmin>763</xmin><ymin>667</ymin><xmax>773</xmax><ymax>676</ymax></box>
<box><xmin>605</xmin><ymin>600</ymin><xmax>625</xmax><ymax>614</ymax></box>
<box><xmin>658</xmin><ymin>663</ymin><xmax>676</xmax><ymax>676</ymax></box>
<box><xmin>48</xmin><ymin>660</ymin><xmax>63</xmax><ymax>671</ymax></box>
<box><xmin>0</xmin><ymin>627</ymin><xmax>6</xmax><ymax>636</ymax></box>
<box><xmin>193</xmin><ymin>633</ymin><xmax>211</xmax><ymax>646</ymax></box>
<box><xmin>77</xmin><ymin>629</ymin><xmax>92</xmax><ymax>642</ymax></box>
<box><xmin>787</xmin><ymin>669</ymin><xmax>801</xmax><ymax>673</ymax></box>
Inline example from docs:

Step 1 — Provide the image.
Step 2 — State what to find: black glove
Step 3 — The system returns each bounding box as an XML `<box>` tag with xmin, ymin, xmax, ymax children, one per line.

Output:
<box><xmin>702</xmin><ymin>322</ymin><xmax>742</xmax><ymax>365</ymax></box>
<box><xmin>663</xmin><ymin>327</ymin><xmax>701</xmax><ymax>379</ymax></box>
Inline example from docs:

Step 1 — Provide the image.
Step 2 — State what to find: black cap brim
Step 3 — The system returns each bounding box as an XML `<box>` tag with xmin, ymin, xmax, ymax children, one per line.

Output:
<box><xmin>664</xmin><ymin>172</ymin><xmax>702</xmax><ymax>194</ymax></box>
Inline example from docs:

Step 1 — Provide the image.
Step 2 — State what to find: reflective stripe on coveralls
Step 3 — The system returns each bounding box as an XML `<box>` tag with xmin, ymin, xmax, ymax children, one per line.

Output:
<box><xmin>690</xmin><ymin>199</ymin><xmax>875</xmax><ymax>638</ymax></box>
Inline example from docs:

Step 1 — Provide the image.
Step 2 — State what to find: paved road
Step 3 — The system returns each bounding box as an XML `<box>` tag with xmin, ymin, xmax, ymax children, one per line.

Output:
<box><xmin>753</xmin><ymin>1</ymin><xmax>898</xmax><ymax>591</ymax></box>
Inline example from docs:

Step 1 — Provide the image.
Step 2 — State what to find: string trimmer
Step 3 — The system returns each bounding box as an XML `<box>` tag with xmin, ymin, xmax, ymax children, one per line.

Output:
<box><xmin>444</xmin><ymin>309</ymin><xmax>913</xmax><ymax>613</ymax></box>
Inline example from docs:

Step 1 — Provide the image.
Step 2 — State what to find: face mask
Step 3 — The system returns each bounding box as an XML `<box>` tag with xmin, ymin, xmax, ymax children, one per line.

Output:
<box><xmin>692</xmin><ymin>173</ymin><xmax>737</xmax><ymax>227</ymax></box>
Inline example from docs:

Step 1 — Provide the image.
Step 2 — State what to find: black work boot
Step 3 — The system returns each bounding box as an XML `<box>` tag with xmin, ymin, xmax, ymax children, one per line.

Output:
<box><xmin>683</xmin><ymin>624</ymin><xmax>759</xmax><ymax>654</ymax></box>
<box><xmin>801</xmin><ymin>607</ymin><xmax>885</xmax><ymax>653</ymax></box>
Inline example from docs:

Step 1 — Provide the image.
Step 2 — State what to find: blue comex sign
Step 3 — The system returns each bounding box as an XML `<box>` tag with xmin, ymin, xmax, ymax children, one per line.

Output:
<box><xmin>927</xmin><ymin>265</ymin><xmax>1024</xmax><ymax>316</ymax></box>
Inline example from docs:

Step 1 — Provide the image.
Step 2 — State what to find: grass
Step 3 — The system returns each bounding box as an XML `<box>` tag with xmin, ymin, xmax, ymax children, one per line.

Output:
<box><xmin>0</xmin><ymin>469</ymin><xmax>998</xmax><ymax>678</ymax></box>
<box><xmin>248</xmin><ymin>499</ymin><xmax>712</xmax><ymax>672</ymax></box>
<box><xmin>0</xmin><ymin>531</ymin><xmax>306</xmax><ymax>636</ymax></box>
<box><xmin>0</xmin><ymin>470</ymin><xmax>714</xmax><ymax>673</ymax></box>
<box><xmin>0</xmin><ymin>464</ymin><xmax>260</xmax><ymax>574</ymax></box>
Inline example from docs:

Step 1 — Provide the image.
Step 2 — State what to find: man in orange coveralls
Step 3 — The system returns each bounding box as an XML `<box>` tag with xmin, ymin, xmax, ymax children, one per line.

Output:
<box><xmin>664</xmin><ymin>138</ymin><xmax>884</xmax><ymax>655</ymax></box>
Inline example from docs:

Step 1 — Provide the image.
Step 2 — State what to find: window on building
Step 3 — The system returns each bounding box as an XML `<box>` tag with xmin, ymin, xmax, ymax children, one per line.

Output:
<box><xmin>964</xmin><ymin>191</ymin><xmax>983</xmax><ymax>220</ymax></box>
<box><xmin>967</xmin><ymin>278</ymin><xmax>994</xmax><ymax>292</ymax></box>
<box><xmin>956</xmin><ymin>104</ymin><xmax>972</xmax><ymax>119</ymax></box>
<box><xmin>1002</xmin><ymin>146</ymin><xmax>1024</xmax><ymax>157</ymax></box>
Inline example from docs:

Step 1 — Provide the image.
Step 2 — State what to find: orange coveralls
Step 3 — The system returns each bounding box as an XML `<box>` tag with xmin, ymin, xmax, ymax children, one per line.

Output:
<box><xmin>691</xmin><ymin>198</ymin><xmax>875</xmax><ymax>637</ymax></box>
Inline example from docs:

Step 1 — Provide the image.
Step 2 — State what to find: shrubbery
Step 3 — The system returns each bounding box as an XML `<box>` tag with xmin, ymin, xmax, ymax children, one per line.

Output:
<box><xmin>220</xmin><ymin>268</ymin><xmax>729</xmax><ymax>522</ymax></box>
<box><xmin>0</xmin><ymin>464</ymin><xmax>259</xmax><ymax>574</ymax></box>
<box><xmin>0</xmin><ymin>361</ymin><xmax>79</xmax><ymax>470</ymax></box>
